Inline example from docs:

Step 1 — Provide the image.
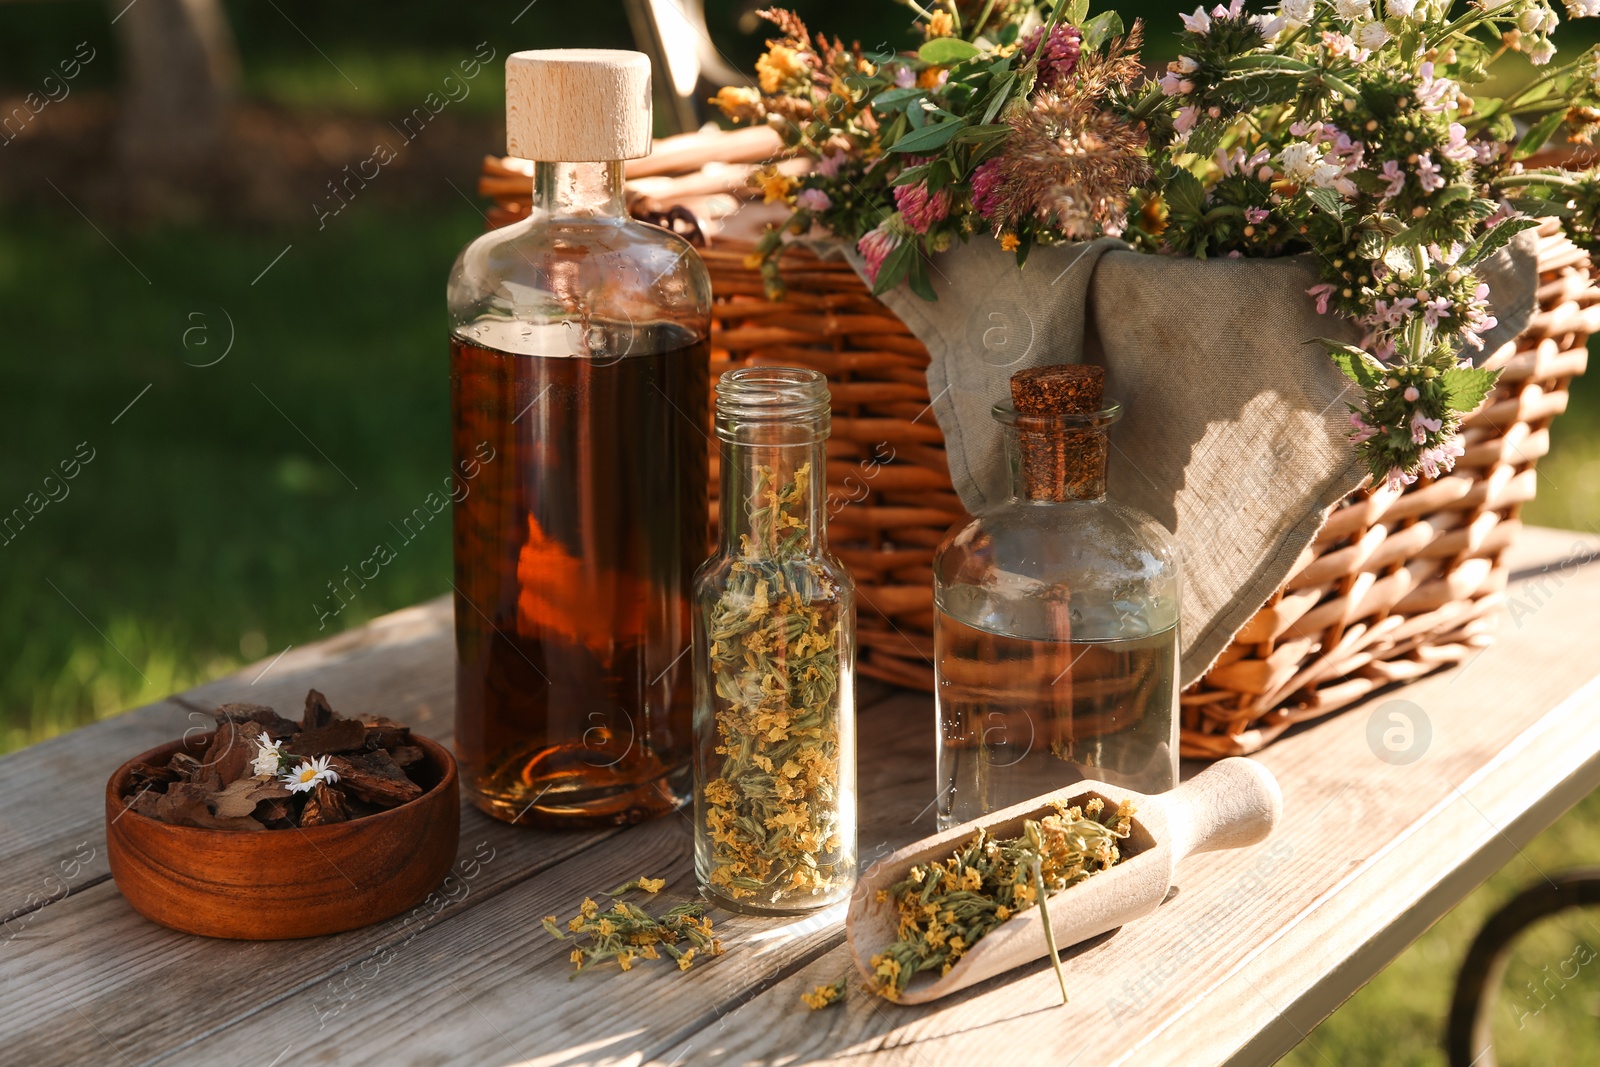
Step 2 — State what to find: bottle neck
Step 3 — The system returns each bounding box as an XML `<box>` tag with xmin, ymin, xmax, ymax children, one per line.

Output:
<box><xmin>1003</xmin><ymin>424</ymin><xmax>1110</xmax><ymax>503</ymax></box>
<box><xmin>533</xmin><ymin>160</ymin><xmax>627</xmax><ymax>219</ymax></box>
<box><xmin>719</xmin><ymin>437</ymin><xmax>829</xmax><ymax>558</ymax></box>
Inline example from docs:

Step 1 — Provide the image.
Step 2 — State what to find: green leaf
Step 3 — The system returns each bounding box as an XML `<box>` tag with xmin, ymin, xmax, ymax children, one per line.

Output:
<box><xmin>1440</xmin><ymin>367</ymin><xmax>1499</xmax><ymax>413</ymax></box>
<box><xmin>1163</xmin><ymin>167</ymin><xmax>1208</xmax><ymax>222</ymax></box>
<box><xmin>1461</xmin><ymin>215</ymin><xmax>1541</xmax><ymax>267</ymax></box>
<box><xmin>1227</xmin><ymin>54</ymin><xmax>1316</xmax><ymax>74</ymax></box>
<box><xmin>1063</xmin><ymin>0</ymin><xmax>1090</xmax><ymax>25</ymax></box>
<box><xmin>871</xmin><ymin>87</ymin><xmax>924</xmax><ymax>113</ymax></box>
<box><xmin>1315</xmin><ymin>339</ymin><xmax>1384</xmax><ymax>388</ymax></box>
<box><xmin>1303</xmin><ymin>185</ymin><xmax>1347</xmax><ymax>221</ymax></box>
<box><xmin>918</xmin><ymin>38</ymin><xmax>981</xmax><ymax>65</ymax></box>
<box><xmin>951</xmin><ymin>123</ymin><xmax>1010</xmax><ymax>144</ymax></box>
<box><xmin>1513</xmin><ymin>109</ymin><xmax>1567</xmax><ymax>161</ymax></box>
<box><xmin>979</xmin><ymin>72</ymin><xmax>1017</xmax><ymax>125</ymax></box>
<box><xmin>907</xmin><ymin>247</ymin><xmax>937</xmax><ymax>301</ymax></box>
<box><xmin>888</xmin><ymin>118</ymin><xmax>964</xmax><ymax>154</ymax></box>
<box><xmin>871</xmin><ymin>239</ymin><xmax>915</xmax><ymax>295</ymax></box>
<box><xmin>1080</xmin><ymin>10</ymin><xmax>1123</xmax><ymax>51</ymax></box>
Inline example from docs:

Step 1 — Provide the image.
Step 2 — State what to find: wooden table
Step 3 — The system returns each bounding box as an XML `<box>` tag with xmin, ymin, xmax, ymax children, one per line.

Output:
<box><xmin>3</xmin><ymin>526</ymin><xmax>1599</xmax><ymax>1066</ymax></box>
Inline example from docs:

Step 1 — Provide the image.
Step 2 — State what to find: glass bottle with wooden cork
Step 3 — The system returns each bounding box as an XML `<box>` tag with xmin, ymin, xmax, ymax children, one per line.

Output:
<box><xmin>932</xmin><ymin>365</ymin><xmax>1179</xmax><ymax>829</ymax></box>
<box><xmin>447</xmin><ymin>49</ymin><xmax>712</xmax><ymax>827</ymax></box>
<box><xmin>692</xmin><ymin>367</ymin><xmax>858</xmax><ymax>914</ymax></box>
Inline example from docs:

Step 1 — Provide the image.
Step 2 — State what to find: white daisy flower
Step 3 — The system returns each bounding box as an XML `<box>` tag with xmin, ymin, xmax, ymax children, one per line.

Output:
<box><xmin>282</xmin><ymin>755</ymin><xmax>341</xmax><ymax>793</ymax></box>
<box><xmin>1353</xmin><ymin>20</ymin><xmax>1390</xmax><ymax>50</ymax></box>
<box><xmin>1281</xmin><ymin>0</ymin><xmax>1317</xmax><ymax>21</ymax></box>
<box><xmin>252</xmin><ymin>735</ymin><xmax>287</xmax><ymax>778</ymax></box>
<box><xmin>1334</xmin><ymin>0</ymin><xmax>1372</xmax><ymax>20</ymax></box>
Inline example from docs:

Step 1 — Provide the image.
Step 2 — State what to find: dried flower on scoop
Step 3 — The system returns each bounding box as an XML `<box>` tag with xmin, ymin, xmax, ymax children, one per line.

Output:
<box><xmin>868</xmin><ymin>797</ymin><xmax>1135</xmax><ymax>1002</ymax></box>
<box><xmin>118</xmin><ymin>689</ymin><xmax>430</xmax><ymax>831</ymax></box>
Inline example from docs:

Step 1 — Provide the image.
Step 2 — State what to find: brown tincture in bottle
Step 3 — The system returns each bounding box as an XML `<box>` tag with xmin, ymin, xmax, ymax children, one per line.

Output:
<box><xmin>446</xmin><ymin>50</ymin><xmax>712</xmax><ymax>827</ymax></box>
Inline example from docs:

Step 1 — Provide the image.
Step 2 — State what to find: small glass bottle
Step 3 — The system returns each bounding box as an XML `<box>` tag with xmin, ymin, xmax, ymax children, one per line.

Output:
<box><xmin>692</xmin><ymin>367</ymin><xmax>857</xmax><ymax>914</ymax></box>
<box><xmin>933</xmin><ymin>365</ymin><xmax>1179</xmax><ymax>830</ymax></box>
<box><xmin>447</xmin><ymin>50</ymin><xmax>711</xmax><ymax>827</ymax></box>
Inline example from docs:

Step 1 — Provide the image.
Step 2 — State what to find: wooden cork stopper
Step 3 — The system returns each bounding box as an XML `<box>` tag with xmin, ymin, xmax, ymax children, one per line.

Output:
<box><xmin>506</xmin><ymin>49</ymin><xmax>653</xmax><ymax>162</ymax></box>
<box><xmin>1009</xmin><ymin>364</ymin><xmax>1108</xmax><ymax>502</ymax></box>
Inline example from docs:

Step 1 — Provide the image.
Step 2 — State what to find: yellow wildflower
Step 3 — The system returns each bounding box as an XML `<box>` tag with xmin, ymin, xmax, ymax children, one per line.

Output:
<box><xmin>569</xmin><ymin>949</ymin><xmax>584</xmax><ymax>965</ymax></box>
<box><xmin>917</xmin><ymin>66</ymin><xmax>946</xmax><ymax>90</ymax></box>
<box><xmin>756</xmin><ymin>45</ymin><xmax>807</xmax><ymax>94</ymax></box>
<box><xmin>755</xmin><ymin>169</ymin><xmax>795</xmax><ymax>204</ymax></box>
<box><xmin>1000</xmin><ymin>232</ymin><xmax>1020</xmax><ymax>252</ymax></box>
<box><xmin>579</xmin><ymin>896</ymin><xmax>599</xmax><ymax>919</ymax></box>
<box><xmin>927</xmin><ymin>11</ymin><xmax>954</xmax><ymax>38</ymax></box>
<box><xmin>711</xmin><ymin>84</ymin><xmax>763</xmax><ymax>122</ymax></box>
<box><xmin>618</xmin><ymin>952</ymin><xmax>634</xmax><ymax>972</ymax></box>
<box><xmin>677</xmin><ymin>948</ymin><xmax>697</xmax><ymax>972</ymax></box>
<box><xmin>638</xmin><ymin>877</ymin><xmax>666</xmax><ymax>894</ymax></box>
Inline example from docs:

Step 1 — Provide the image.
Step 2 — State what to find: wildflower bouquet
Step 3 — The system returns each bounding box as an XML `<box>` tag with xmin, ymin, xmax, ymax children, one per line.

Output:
<box><xmin>714</xmin><ymin>2</ymin><xmax>1152</xmax><ymax>299</ymax></box>
<box><xmin>1136</xmin><ymin>0</ymin><xmax>1600</xmax><ymax>482</ymax></box>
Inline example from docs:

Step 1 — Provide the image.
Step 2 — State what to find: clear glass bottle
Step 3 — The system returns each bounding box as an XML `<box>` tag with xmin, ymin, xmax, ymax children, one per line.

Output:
<box><xmin>448</xmin><ymin>50</ymin><xmax>711</xmax><ymax>827</ymax></box>
<box><xmin>933</xmin><ymin>365</ymin><xmax>1179</xmax><ymax>830</ymax></box>
<box><xmin>692</xmin><ymin>367</ymin><xmax>857</xmax><ymax>914</ymax></box>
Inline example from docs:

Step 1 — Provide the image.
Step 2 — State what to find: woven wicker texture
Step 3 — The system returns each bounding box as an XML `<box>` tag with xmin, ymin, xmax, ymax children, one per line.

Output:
<box><xmin>481</xmin><ymin>146</ymin><xmax>1595</xmax><ymax>758</ymax></box>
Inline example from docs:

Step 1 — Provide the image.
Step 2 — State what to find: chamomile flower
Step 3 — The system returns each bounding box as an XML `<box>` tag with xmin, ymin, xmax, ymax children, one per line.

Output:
<box><xmin>251</xmin><ymin>735</ymin><xmax>288</xmax><ymax>778</ymax></box>
<box><xmin>282</xmin><ymin>755</ymin><xmax>340</xmax><ymax>793</ymax></box>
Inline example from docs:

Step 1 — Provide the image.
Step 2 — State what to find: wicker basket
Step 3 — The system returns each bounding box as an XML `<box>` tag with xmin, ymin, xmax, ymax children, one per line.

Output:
<box><xmin>481</xmin><ymin>137</ymin><xmax>1597</xmax><ymax>758</ymax></box>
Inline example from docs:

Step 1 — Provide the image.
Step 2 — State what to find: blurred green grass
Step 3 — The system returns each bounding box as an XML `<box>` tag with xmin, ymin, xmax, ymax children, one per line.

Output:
<box><xmin>0</xmin><ymin>206</ymin><xmax>479</xmax><ymax>751</ymax></box>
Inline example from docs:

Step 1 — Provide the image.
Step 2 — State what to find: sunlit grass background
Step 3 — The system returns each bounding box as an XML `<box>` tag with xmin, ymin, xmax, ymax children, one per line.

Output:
<box><xmin>3</xmin><ymin>1</ymin><xmax>1600</xmax><ymax>1063</ymax></box>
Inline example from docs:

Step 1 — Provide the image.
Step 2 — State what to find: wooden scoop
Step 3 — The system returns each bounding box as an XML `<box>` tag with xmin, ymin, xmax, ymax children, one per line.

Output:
<box><xmin>846</xmin><ymin>757</ymin><xmax>1283</xmax><ymax>1004</ymax></box>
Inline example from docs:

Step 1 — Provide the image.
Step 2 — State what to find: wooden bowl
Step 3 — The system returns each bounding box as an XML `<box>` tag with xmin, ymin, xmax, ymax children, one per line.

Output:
<box><xmin>105</xmin><ymin>731</ymin><xmax>460</xmax><ymax>939</ymax></box>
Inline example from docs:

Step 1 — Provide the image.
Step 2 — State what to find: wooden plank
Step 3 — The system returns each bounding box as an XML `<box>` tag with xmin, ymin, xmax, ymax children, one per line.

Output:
<box><xmin>0</xmin><ymin>690</ymin><xmax>929</xmax><ymax>1067</ymax></box>
<box><xmin>645</xmin><ymin>527</ymin><xmax>1600</xmax><ymax>1067</ymax></box>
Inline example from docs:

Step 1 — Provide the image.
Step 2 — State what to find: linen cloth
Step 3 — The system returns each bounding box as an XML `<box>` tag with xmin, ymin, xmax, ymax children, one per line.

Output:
<box><xmin>844</xmin><ymin>231</ymin><xmax>1539</xmax><ymax>684</ymax></box>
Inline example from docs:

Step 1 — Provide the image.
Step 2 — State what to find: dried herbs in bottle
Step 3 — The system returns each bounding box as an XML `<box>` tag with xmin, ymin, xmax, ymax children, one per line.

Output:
<box><xmin>692</xmin><ymin>367</ymin><xmax>857</xmax><ymax>914</ymax></box>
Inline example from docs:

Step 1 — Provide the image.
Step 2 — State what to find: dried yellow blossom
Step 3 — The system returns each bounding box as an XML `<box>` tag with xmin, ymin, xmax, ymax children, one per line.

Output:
<box><xmin>546</xmin><ymin>888</ymin><xmax>721</xmax><ymax>976</ymax></box>
<box><xmin>756</xmin><ymin>45</ymin><xmax>807</xmax><ymax>94</ymax></box>
<box><xmin>867</xmin><ymin>801</ymin><xmax>1134</xmax><ymax>1001</ymax></box>
<box><xmin>711</xmin><ymin>84</ymin><xmax>763</xmax><ymax>123</ymax></box>
<box><xmin>801</xmin><ymin>977</ymin><xmax>848</xmax><ymax>1010</ymax></box>
<box><xmin>927</xmin><ymin>11</ymin><xmax>954</xmax><ymax>38</ymax></box>
<box><xmin>917</xmin><ymin>66</ymin><xmax>946</xmax><ymax>90</ymax></box>
<box><xmin>1000</xmin><ymin>232</ymin><xmax>1021</xmax><ymax>251</ymax></box>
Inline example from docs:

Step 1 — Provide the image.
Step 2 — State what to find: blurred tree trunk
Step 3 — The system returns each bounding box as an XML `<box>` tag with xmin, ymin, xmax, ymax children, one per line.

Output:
<box><xmin>113</xmin><ymin>0</ymin><xmax>238</xmax><ymax>187</ymax></box>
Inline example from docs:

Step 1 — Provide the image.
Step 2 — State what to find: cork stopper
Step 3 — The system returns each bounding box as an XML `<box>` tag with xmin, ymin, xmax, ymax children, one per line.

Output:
<box><xmin>1007</xmin><ymin>364</ymin><xmax>1110</xmax><ymax>502</ymax></box>
<box><xmin>506</xmin><ymin>49</ymin><xmax>653</xmax><ymax>162</ymax></box>
<box><xmin>1010</xmin><ymin>364</ymin><xmax>1105</xmax><ymax>416</ymax></box>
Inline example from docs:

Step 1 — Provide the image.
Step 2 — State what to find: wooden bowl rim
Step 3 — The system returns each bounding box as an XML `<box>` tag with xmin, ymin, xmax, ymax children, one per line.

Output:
<box><xmin>105</xmin><ymin>730</ymin><xmax>458</xmax><ymax>840</ymax></box>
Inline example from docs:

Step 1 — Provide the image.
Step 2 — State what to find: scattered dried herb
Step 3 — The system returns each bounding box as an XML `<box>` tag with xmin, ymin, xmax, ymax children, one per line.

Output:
<box><xmin>868</xmin><ymin>797</ymin><xmax>1135</xmax><ymax>1002</ymax></box>
<box><xmin>800</xmin><ymin>977</ymin><xmax>847</xmax><ymax>1010</ymax></box>
<box><xmin>118</xmin><ymin>689</ymin><xmax>432</xmax><ymax>831</ymax></box>
<box><xmin>542</xmin><ymin>878</ymin><xmax>725</xmax><ymax>975</ymax></box>
<box><xmin>700</xmin><ymin>461</ymin><xmax>851</xmax><ymax>907</ymax></box>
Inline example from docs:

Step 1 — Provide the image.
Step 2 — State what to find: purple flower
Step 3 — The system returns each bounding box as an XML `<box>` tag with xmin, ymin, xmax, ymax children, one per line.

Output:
<box><xmin>1020</xmin><ymin>23</ymin><xmax>1082</xmax><ymax>89</ymax></box>
<box><xmin>1181</xmin><ymin>6</ymin><xmax>1213</xmax><ymax>33</ymax></box>
<box><xmin>895</xmin><ymin>65</ymin><xmax>916</xmax><ymax>89</ymax></box>
<box><xmin>1385</xmin><ymin>466</ymin><xmax>1420</xmax><ymax>491</ymax></box>
<box><xmin>1441</xmin><ymin>122</ymin><xmax>1476</xmax><ymax>163</ymax></box>
<box><xmin>1417</xmin><ymin>435</ymin><xmax>1465</xmax><ymax>479</ymax></box>
<box><xmin>1350</xmin><ymin>412</ymin><xmax>1379</xmax><ymax>444</ymax></box>
<box><xmin>1159</xmin><ymin>71</ymin><xmax>1193</xmax><ymax>96</ymax></box>
<box><xmin>893</xmin><ymin>181</ymin><xmax>951</xmax><ymax>234</ymax></box>
<box><xmin>1245</xmin><ymin>206</ymin><xmax>1269</xmax><ymax>224</ymax></box>
<box><xmin>1308</xmin><ymin>282</ymin><xmax>1336</xmax><ymax>314</ymax></box>
<box><xmin>1416</xmin><ymin>152</ymin><xmax>1445</xmax><ymax>193</ymax></box>
<box><xmin>1421</xmin><ymin>296</ymin><xmax>1451</xmax><ymax>326</ymax></box>
<box><xmin>1174</xmin><ymin>106</ymin><xmax>1200</xmax><ymax>135</ymax></box>
<box><xmin>968</xmin><ymin>159</ymin><xmax>1004</xmax><ymax>219</ymax></box>
<box><xmin>1409</xmin><ymin>409</ymin><xmax>1443</xmax><ymax>445</ymax></box>
<box><xmin>816</xmin><ymin>151</ymin><xmax>846</xmax><ymax>178</ymax></box>
<box><xmin>795</xmin><ymin>188</ymin><xmax>832</xmax><ymax>213</ymax></box>
<box><xmin>857</xmin><ymin>223</ymin><xmax>903</xmax><ymax>284</ymax></box>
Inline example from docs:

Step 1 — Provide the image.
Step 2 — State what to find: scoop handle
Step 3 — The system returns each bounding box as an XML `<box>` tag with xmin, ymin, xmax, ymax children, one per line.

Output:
<box><xmin>1162</xmin><ymin>757</ymin><xmax>1282</xmax><ymax>863</ymax></box>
